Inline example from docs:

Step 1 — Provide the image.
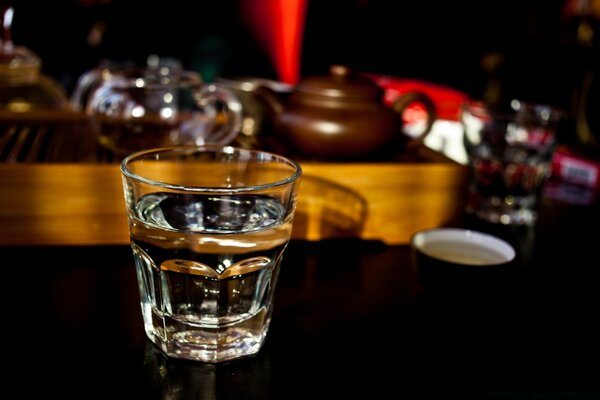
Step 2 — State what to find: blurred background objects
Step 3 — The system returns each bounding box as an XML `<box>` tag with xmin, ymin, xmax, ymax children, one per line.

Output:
<box><xmin>6</xmin><ymin>0</ymin><xmax>600</xmax><ymax>154</ymax></box>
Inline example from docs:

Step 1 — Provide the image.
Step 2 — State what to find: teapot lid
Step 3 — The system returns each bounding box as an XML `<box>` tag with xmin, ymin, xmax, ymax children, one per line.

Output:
<box><xmin>0</xmin><ymin>45</ymin><xmax>41</xmax><ymax>70</ymax></box>
<box><xmin>0</xmin><ymin>5</ymin><xmax>70</xmax><ymax>111</ymax></box>
<box><xmin>1</xmin><ymin>6</ymin><xmax>41</xmax><ymax>83</ymax></box>
<box><xmin>296</xmin><ymin>65</ymin><xmax>384</xmax><ymax>101</ymax></box>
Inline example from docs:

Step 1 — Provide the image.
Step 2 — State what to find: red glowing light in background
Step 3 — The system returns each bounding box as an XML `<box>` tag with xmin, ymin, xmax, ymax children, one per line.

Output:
<box><xmin>240</xmin><ymin>0</ymin><xmax>307</xmax><ymax>85</ymax></box>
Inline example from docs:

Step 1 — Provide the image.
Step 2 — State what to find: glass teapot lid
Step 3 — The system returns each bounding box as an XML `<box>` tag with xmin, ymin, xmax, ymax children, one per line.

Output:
<box><xmin>0</xmin><ymin>5</ymin><xmax>69</xmax><ymax>111</ymax></box>
<box><xmin>0</xmin><ymin>6</ymin><xmax>42</xmax><ymax>84</ymax></box>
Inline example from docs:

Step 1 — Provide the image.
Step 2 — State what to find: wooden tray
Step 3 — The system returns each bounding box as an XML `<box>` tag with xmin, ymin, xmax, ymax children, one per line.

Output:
<box><xmin>0</xmin><ymin>111</ymin><xmax>469</xmax><ymax>246</ymax></box>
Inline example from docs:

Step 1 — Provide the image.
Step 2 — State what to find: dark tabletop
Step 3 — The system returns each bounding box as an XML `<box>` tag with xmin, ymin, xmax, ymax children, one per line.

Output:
<box><xmin>4</xmin><ymin>178</ymin><xmax>600</xmax><ymax>400</ymax></box>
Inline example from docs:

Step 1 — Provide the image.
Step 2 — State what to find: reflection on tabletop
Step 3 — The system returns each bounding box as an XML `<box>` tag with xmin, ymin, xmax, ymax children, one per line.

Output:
<box><xmin>4</xmin><ymin>206</ymin><xmax>600</xmax><ymax>397</ymax></box>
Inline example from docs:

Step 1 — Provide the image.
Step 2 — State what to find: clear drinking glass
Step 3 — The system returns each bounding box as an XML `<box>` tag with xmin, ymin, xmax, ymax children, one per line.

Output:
<box><xmin>120</xmin><ymin>146</ymin><xmax>302</xmax><ymax>362</ymax></box>
<box><xmin>460</xmin><ymin>100</ymin><xmax>564</xmax><ymax>225</ymax></box>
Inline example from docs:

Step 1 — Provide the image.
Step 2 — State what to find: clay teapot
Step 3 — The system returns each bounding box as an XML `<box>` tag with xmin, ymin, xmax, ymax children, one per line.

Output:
<box><xmin>257</xmin><ymin>65</ymin><xmax>436</xmax><ymax>160</ymax></box>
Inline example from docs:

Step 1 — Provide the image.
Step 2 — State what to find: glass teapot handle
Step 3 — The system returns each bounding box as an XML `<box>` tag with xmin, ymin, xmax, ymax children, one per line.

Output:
<box><xmin>70</xmin><ymin>60</ymin><xmax>137</xmax><ymax>112</ymax></box>
<box><xmin>70</xmin><ymin>68</ymin><xmax>105</xmax><ymax>112</ymax></box>
<box><xmin>188</xmin><ymin>83</ymin><xmax>243</xmax><ymax>146</ymax></box>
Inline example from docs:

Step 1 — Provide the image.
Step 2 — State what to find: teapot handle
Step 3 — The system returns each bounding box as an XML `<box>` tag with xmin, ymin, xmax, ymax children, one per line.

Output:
<box><xmin>70</xmin><ymin>69</ymin><xmax>104</xmax><ymax>112</ymax></box>
<box><xmin>75</xmin><ymin>65</ymin><xmax>172</xmax><ymax>115</ymax></box>
<box><xmin>191</xmin><ymin>83</ymin><xmax>243</xmax><ymax>146</ymax></box>
<box><xmin>390</xmin><ymin>91</ymin><xmax>437</xmax><ymax>150</ymax></box>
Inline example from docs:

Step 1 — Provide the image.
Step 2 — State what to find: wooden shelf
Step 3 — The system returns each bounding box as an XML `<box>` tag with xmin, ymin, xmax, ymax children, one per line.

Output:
<box><xmin>0</xmin><ymin>111</ymin><xmax>469</xmax><ymax>246</ymax></box>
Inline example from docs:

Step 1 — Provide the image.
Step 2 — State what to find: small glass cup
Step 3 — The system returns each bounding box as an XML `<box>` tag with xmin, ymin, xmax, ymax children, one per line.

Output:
<box><xmin>460</xmin><ymin>100</ymin><xmax>564</xmax><ymax>226</ymax></box>
<box><xmin>120</xmin><ymin>146</ymin><xmax>302</xmax><ymax>363</ymax></box>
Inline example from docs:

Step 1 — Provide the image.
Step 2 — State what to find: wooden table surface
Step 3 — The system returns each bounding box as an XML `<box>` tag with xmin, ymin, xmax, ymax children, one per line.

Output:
<box><xmin>0</xmin><ymin>110</ymin><xmax>469</xmax><ymax>246</ymax></box>
<box><xmin>3</xmin><ymin>188</ymin><xmax>600</xmax><ymax>399</ymax></box>
<box><xmin>2</xmin><ymin>110</ymin><xmax>599</xmax><ymax>398</ymax></box>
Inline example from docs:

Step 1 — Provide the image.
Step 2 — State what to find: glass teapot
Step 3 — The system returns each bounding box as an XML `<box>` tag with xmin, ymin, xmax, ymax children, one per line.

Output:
<box><xmin>71</xmin><ymin>61</ymin><xmax>243</xmax><ymax>157</ymax></box>
<box><xmin>0</xmin><ymin>6</ymin><xmax>69</xmax><ymax>112</ymax></box>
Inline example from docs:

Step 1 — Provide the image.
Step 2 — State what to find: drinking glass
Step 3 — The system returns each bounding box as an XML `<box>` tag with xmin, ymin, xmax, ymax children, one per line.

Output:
<box><xmin>460</xmin><ymin>100</ymin><xmax>564</xmax><ymax>225</ymax></box>
<box><xmin>120</xmin><ymin>146</ymin><xmax>302</xmax><ymax>362</ymax></box>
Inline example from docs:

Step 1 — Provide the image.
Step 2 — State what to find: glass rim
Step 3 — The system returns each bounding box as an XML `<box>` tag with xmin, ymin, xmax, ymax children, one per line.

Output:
<box><xmin>460</xmin><ymin>99</ymin><xmax>566</xmax><ymax>121</ymax></box>
<box><xmin>120</xmin><ymin>145</ymin><xmax>302</xmax><ymax>193</ymax></box>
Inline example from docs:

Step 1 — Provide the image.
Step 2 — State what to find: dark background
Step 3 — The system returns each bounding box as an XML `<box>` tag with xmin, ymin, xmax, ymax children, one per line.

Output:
<box><xmin>5</xmin><ymin>1</ymin><xmax>581</xmax><ymax>96</ymax></box>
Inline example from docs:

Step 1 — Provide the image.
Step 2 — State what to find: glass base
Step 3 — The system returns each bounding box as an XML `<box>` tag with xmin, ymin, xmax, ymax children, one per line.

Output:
<box><xmin>143</xmin><ymin>305</ymin><xmax>270</xmax><ymax>363</ymax></box>
<box><xmin>465</xmin><ymin>194</ymin><xmax>538</xmax><ymax>226</ymax></box>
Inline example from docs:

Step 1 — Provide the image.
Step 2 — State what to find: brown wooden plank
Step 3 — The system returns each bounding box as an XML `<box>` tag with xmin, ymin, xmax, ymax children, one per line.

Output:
<box><xmin>0</xmin><ymin>123</ymin><xmax>18</xmax><ymax>161</ymax></box>
<box><xmin>0</xmin><ymin>162</ymin><xmax>468</xmax><ymax>246</ymax></box>
<box><xmin>4</xmin><ymin>125</ymin><xmax>31</xmax><ymax>162</ymax></box>
<box><xmin>25</xmin><ymin>125</ymin><xmax>50</xmax><ymax>162</ymax></box>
